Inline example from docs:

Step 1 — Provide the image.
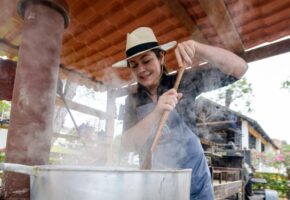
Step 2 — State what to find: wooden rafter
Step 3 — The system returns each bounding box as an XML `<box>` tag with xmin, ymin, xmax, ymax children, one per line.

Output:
<box><xmin>59</xmin><ymin>65</ymin><xmax>109</xmax><ymax>92</ymax></box>
<box><xmin>55</xmin><ymin>96</ymin><xmax>111</xmax><ymax>119</ymax></box>
<box><xmin>198</xmin><ymin>0</ymin><xmax>244</xmax><ymax>53</ymax></box>
<box><xmin>242</xmin><ymin>38</ymin><xmax>290</xmax><ymax>63</ymax></box>
<box><xmin>161</xmin><ymin>0</ymin><xmax>207</xmax><ymax>43</ymax></box>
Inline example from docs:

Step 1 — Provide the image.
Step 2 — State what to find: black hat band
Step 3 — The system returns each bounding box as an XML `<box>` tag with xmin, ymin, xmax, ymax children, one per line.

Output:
<box><xmin>126</xmin><ymin>42</ymin><xmax>159</xmax><ymax>58</ymax></box>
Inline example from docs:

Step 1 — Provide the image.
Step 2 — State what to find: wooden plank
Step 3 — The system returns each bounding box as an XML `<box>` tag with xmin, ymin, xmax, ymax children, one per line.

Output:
<box><xmin>242</xmin><ymin>38</ymin><xmax>290</xmax><ymax>63</ymax></box>
<box><xmin>214</xmin><ymin>180</ymin><xmax>242</xmax><ymax>200</ymax></box>
<box><xmin>53</xmin><ymin>132</ymin><xmax>79</xmax><ymax>140</ymax></box>
<box><xmin>198</xmin><ymin>0</ymin><xmax>244</xmax><ymax>53</ymax></box>
<box><xmin>200</xmin><ymin>138</ymin><xmax>217</xmax><ymax>146</ymax></box>
<box><xmin>55</xmin><ymin>96</ymin><xmax>111</xmax><ymax>119</ymax></box>
<box><xmin>196</xmin><ymin>120</ymin><xmax>235</xmax><ymax>127</ymax></box>
<box><xmin>161</xmin><ymin>0</ymin><xmax>207</xmax><ymax>43</ymax></box>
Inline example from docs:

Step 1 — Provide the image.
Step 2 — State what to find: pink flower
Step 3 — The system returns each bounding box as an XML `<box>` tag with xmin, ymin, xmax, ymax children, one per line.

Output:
<box><xmin>258</xmin><ymin>152</ymin><xmax>265</xmax><ymax>157</ymax></box>
<box><xmin>275</xmin><ymin>154</ymin><xmax>285</xmax><ymax>162</ymax></box>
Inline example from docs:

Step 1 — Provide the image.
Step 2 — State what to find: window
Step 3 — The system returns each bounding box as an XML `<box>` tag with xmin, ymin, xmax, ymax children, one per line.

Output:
<box><xmin>249</xmin><ymin>134</ymin><xmax>256</xmax><ymax>149</ymax></box>
<box><xmin>261</xmin><ymin>143</ymin><xmax>265</xmax><ymax>152</ymax></box>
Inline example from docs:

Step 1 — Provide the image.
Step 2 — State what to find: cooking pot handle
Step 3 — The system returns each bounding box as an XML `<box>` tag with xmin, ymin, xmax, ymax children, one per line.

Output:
<box><xmin>0</xmin><ymin>163</ymin><xmax>36</xmax><ymax>176</ymax></box>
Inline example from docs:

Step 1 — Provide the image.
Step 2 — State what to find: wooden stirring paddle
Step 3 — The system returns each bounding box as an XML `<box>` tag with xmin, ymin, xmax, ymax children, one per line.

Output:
<box><xmin>141</xmin><ymin>61</ymin><xmax>185</xmax><ymax>170</ymax></box>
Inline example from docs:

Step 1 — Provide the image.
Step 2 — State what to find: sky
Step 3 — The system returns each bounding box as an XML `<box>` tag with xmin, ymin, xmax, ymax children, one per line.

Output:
<box><xmin>243</xmin><ymin>52</ymin><xmax>290</xmax><ymax>144</ymax></box>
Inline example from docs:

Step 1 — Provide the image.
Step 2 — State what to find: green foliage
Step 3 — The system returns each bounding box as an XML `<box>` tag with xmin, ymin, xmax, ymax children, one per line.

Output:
<box><xmin>205</xmin><ymin>77</ymin><xmax>254</xmax><ymax>113</ymax></box>
<box><xmin>253</xmin><ymin>172</ymin><xmax>289</xmax><ymax>198</ymax></box>
<box><xmin>0</xmin><ymin>153</ymin><xmax>4</xmax><ymax>179</ymax></box>
<box><xmin>281</xmin><ymin>79</ymin><xmax>290</xmax><ymax>91</ymax></box>
<box><xmin>0</xmin><ymin>101</ymin><xmax>10</xmax><ymax>112</ymax></box>
<box><xmin>0</xmin><ymin>152</ymin><xmax>5</xmax><ymax>163</ymax></box>
<box><xmin>0</xmin><ymin>101</ymin><xmax>11</xmax><ymax>118</ymax></box>
<box><xmin>280</xmin><ymin>143</ymin><xmax>290</xmax><ymax>170</ymax></box>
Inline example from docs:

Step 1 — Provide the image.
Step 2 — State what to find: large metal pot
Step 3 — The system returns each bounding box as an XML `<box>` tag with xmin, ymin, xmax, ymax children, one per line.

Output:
<box><xmin>0</xmin><ymin>163</ymin><xmax>192</xmax><ymax>200</ymax></box>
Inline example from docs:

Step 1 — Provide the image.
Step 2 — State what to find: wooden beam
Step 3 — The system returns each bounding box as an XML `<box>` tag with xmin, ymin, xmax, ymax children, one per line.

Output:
<box><xmin>0</xmin><ymin>39</ymin><xmax>19</xmax><ymax>56</ymax></box>
<box><xmin>242</xmin><ymin>38</ymin><xmax>290</xmax><ymax>63</ymax></box>
<box><xmin>105</xmin><ymin>91</ymin><xmax>116</xmax><ymax>138</ymax></box>
<box><xmin>161</xmin><ymin>0</ymin><xmax>207</xmax><ymax>43</ymax></box>
<box><xmin>248</xmin><ymin>125</ymin><xmax>268</xmax><ymax>146</ymax></box>
<box><xmin>55</xmin><ymin>96</ymin><xmax>111</xmax><ymax>119</ymax></box>
<box><xmin>214</xmin><ymin>180</ymin><xmax>242</xmax><ymax>200</ymax></box>
<box><xmin>0</xmin><ymin>125</ymin><xmax>8</xmax><ymax>129</ymax></box>
<box><xmin>59</xmin><ymin>65</ymin><xmax>110</xmax><ymax>92</ymax></box>
<box><xmin>53</xmin><ymin>132</ymin><xmax>79</xmax><ymax>140</ymax></box>
<box><xmin>196</xmin><ymin>120</ymin><xmax>235</xmax><ymax>127</ymax></box>
<box><xmin>200</xmin><ymin>138</ymin><xmax>217</xmax><ymax>146</ymax></box>
<box><xmin>198</xmin><ymin>0</ymin><xmax>244</xmax><ymax>53</ymax></box>
<box><xmin>105</xmin><ymin>91</ymin><xmax>116</xmax><ymax>165</ymax></box>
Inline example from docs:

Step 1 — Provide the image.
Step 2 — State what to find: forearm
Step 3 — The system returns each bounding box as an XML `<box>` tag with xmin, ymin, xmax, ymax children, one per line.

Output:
<box><xmin>195</xmin><ymin>41</ymin><xmax>248</xmax><ymax>79</ymax></box>
<box><xmin>122</xmin><ymin>109</ymin><xmax>162</xmax><ymax>152</ymax></box>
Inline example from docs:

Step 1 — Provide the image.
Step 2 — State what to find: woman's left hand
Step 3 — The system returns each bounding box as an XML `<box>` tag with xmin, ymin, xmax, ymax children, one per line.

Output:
<box><xmin>175</xmin><ymin>40</ymin><xmax>196</xmax><ymax>67</ymax></box>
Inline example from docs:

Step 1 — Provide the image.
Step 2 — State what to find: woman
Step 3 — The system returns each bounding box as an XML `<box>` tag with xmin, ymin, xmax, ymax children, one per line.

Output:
<box><xmin>113</xmin><ymin>27</ymin><xmax>248</xmax><ymax>199</ymax></box>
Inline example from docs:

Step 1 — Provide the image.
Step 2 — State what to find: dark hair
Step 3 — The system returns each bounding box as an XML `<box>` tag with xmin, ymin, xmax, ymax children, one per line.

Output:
<box><xmin>152</xmin><ymin>48</ymin><xmax>168</xmax><ymax>74</ymax></box>
<box><xmin>151</xmin><ymin>48</ymin><xmax>165</xmax><ymax>59</ymax></box>
<box><xmin>126</xmin><ymin>48</ymin><xmax>166</xmax><ymax>68</ymax></box>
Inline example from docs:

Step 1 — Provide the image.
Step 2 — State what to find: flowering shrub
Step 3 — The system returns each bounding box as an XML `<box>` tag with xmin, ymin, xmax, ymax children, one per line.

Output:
<box><xmin>251</xmin><ymin>145</ymin><xmax>290</xmax><ymax>198</ymax></box>
<box><xmin>251</xmin><ymin>150</ymin><xmax>290</xmax><ymax>172</ymax></box>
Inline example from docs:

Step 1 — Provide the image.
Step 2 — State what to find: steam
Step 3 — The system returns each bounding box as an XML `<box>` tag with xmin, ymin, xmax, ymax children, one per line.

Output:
<box><xmin>51</xmin><ymin>58</ymin><xmax>133</xmax><ymax>167</ymax></box>
<box><xmin>2</xmin><ymin>0</ymin><xmax>245</xmax><ymax>173</ymax></box>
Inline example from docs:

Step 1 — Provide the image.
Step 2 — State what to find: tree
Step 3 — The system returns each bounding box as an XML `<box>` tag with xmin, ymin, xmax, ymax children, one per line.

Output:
<box><xmin>281</xmin><ymin>79</ymin><xmax>290</xmax><ymax>92</ymax></box>
<box><xmin>0</xmin><ymin>100</ymin><xmax>11</xmax><ymax>119</ymax></box>
<box><xmin>203</xmin><ymin>77</ymin><xmax>254</xmax><ymax>113</ymax></box>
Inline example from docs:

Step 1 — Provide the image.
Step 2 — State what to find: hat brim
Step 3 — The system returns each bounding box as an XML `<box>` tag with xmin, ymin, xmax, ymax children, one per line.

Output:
<box><xmin>112</xmin><ymin>41</ymin><xmax>177</xmax><ymax>68</ymax></box>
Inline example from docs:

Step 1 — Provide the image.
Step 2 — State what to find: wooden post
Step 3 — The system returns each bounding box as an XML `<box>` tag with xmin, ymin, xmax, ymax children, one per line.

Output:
<box><xmin>105</xmin><ymin>90</ymin><xmax>116</xmax><ymax>165</ymax></box>
<box><xmin>3</xmin><ymin>0</ymin><xmax>69</xmax><ymax>199</ymax></box>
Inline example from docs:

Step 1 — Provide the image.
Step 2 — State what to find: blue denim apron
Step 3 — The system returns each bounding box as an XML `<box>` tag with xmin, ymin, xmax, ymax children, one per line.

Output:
<box><xmin>136</xmin><ymin>103</ymin><xmax>214</xmax><ymax>200</ymax></box>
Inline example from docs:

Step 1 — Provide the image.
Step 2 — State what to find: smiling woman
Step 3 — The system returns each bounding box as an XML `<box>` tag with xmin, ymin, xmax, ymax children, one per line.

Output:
<box><xmin>113</xmin><ymin>26</ymin><xmax>248</xmax><ymax>200</ymax></box>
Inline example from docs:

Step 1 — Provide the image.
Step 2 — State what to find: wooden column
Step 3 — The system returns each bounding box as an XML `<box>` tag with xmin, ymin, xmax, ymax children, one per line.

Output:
<box><xmin>3</xmin><ymin>0</ymin><xmax>69</xmax><ymax>199</ymax></box>
<box><xmin>105</xmin><ymin>90</ymin><xmax>116</xmax><ymax>165</ymax></box>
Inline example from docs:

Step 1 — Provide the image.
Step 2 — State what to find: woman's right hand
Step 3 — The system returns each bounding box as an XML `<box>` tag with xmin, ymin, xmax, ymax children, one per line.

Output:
<box><xmin>154</xmin><ymin>88</ymin><xmax>183</xmax><ymax>114</ymax></box>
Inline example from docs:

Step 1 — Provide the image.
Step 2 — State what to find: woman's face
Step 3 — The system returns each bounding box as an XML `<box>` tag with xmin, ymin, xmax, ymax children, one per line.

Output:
<box><xmin>128</xmin><ymin>51</ymin><xmax>163</xmax><ymax>88</ymax></box>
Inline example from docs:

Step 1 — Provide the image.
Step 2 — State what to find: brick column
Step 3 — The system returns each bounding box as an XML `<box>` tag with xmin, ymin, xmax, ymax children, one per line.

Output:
<box><xmin>3</xmin><ymin>0</ymin><xmax>69</xmax><ymax>199</ymax></box>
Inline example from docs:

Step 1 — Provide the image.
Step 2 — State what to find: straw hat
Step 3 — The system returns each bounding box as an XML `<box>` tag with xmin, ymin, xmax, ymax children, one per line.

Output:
<box><xmin>112</xmin><ymin>27</ymin><xmax>176</xmax><ymax>68</ymax></box>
